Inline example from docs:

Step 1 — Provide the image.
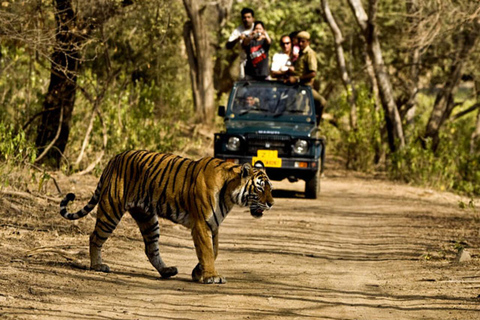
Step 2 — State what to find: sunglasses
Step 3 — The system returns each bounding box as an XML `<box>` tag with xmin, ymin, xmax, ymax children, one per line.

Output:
<box><xmin>281</xmin><ymin>42</ymin><xmax>291</xmax><ymax>46</ymax></box>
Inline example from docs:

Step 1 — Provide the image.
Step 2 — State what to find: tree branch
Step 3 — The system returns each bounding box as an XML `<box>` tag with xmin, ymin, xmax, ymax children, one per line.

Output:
<box><xmin>35</xmin><ymin>105</ymin><xmax>63</xmax><ymax>163</ymax></box>
<box><xmin>451</xmin><ymin>103</ymin><xmax>480</xmax><ymax>121</ymax></box>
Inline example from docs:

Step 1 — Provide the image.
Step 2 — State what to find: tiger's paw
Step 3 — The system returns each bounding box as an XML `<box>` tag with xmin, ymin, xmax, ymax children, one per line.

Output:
<box><xmin>203</xmin><ymin>275</ymin><xmax>227</xmax><ymax>284</ymax></box>
<box><xmin>91</xmin><ymin>264</ymin><xmax>110</xmax><ymax>273</ymax></box>
<box><xmin>191</xmin><ymin>263</ymin><xmax>203</xmax><ymax>282</ymax></box>
<box><xmin>160</xmin><ymin>266</ymin><xmax>178</xmax><ymax>278</ymax></box>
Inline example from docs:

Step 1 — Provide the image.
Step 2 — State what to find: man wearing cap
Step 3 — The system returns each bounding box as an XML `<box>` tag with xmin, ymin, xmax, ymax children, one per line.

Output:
<box><xmin>285</xmin><ymin>31</ymin><xmax>326</xmax><ymax>123</ymax></box>
<box><xmin>287</xmin><ymin>31</ymin><xmax>316</xmax><ymax>85</ymax></box>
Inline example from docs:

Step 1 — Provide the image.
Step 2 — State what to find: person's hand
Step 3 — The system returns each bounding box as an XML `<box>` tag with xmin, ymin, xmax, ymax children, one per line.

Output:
<box><xmin>284</xmin><ymin>67</ymin><xmax>295</xmax><ymax>76</ymax></box>
<box><xmin>284</xmin><ymin>76</ymin><xmax>298</xmax><ymax>84</ymax></box>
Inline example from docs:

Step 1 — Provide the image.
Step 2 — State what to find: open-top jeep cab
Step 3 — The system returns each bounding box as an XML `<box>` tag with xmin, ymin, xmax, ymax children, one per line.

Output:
<box><xmin>214</xmin><ymin>80</ymin><xmax>325</xmax><ymax>198</ymax></box>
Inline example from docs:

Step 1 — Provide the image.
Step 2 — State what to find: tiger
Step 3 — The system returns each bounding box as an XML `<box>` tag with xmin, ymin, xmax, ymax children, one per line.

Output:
<box><xmin>59</xmin><ymin>150</ymin><xmax>274</xmax><ymax>284</ymax></box>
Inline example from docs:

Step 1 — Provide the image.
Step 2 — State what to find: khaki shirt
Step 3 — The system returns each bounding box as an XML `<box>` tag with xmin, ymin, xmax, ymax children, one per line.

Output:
<box><xmin>294</xmin><ymin>45</ymin><xmax>317</xmax><ymax>86</ymax></box>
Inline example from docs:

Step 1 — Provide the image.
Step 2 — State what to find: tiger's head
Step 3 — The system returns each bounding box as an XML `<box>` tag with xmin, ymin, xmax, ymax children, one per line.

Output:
<box><xmin>236</xmin><ymin>163</ymin><xmax>274</xmax><ymax>218</ymax></box>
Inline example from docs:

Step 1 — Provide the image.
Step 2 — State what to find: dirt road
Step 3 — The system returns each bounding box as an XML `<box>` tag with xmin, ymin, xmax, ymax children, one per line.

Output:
<box><xmin>0</xmin><ymin>167</ymin><xmax>479</xmax><ymax>319</ymax></box>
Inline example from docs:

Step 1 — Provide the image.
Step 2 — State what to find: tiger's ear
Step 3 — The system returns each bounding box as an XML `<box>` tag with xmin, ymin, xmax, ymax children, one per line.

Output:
<box><xmin>241</xmin><ymin>162</ymin><xmax>253</xmax><ymax>178</ymax></box>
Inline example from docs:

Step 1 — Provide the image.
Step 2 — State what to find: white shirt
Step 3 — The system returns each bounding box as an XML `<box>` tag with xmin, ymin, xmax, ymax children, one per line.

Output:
<box><xmin>271</xmin><ymin>52</ymin><xmax>291</xmax><ymax>72</ymax></box>
<box><xmin>228</xmin><ymin>25</ymin><xmax>254</xmax><ymax>61</ymax></box>
<box><xmin>228</xmin><ymin>25</ymin><xmax>254</xmax><ymax>44</ymax></box>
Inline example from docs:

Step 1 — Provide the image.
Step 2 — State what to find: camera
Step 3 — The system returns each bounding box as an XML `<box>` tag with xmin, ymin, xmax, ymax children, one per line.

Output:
<box><xmin>253</xmin><ymin>32</ymin><xmax>262</xmax><ymax>39</ymax></box>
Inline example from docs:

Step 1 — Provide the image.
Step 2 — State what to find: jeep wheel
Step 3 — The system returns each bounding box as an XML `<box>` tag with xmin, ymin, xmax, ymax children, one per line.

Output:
<box><xmin>305</xmin><ymin>169</ymin><xmax>320</xmax><ymax>199</ymax></box>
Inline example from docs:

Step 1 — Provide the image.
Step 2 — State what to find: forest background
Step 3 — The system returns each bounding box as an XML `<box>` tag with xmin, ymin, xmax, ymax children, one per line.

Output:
<box><xmin>0</xmin><ymin>0</ymin><xmax>479</xmax><ymax>196</ymax></box>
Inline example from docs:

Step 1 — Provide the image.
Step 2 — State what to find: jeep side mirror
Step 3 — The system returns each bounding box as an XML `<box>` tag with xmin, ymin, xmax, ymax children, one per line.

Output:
<box><xmin>218</xmin><ymin>106</ymin><xmax>226</xmax><ymax>117</ymax></box>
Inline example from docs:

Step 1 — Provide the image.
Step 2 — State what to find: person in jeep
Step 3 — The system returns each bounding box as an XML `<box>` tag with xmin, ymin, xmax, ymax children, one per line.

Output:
<box><xmin>270</xmin><ymin>35</ymin><xmax>293</xmax><ymax>80</ymax></box>
<box><xmin>226</xmin><ymin>7</ymin><xmax>256</xmax><ymax>79</ymax></box>
<box><xmin>242</xmin><ymin>21</ymin><xmax>272</xmax><ymax>81</ymax></box>
<box><xmin>285</xmin><ymin>31</ymin><xmax>326</xmax><ymax>123</ymax></box>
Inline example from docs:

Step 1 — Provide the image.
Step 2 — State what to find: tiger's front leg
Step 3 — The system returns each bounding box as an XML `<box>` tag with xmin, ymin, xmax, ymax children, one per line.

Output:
<box><xmin>191</xmin><ymin>222</ymin><xmax>226</xmax><ymax>284</ymax></box>
<box><xmin>192</xmin><ymin>228</ymin><xmax>221</xmax><ymax>283</ymax></box>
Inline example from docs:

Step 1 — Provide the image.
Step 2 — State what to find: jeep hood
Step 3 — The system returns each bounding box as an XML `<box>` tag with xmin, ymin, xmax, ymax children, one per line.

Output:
<box><xmin>225</xmin><ymin>120</ymin><xmax>316</xmax><ymax>137</ymax></box>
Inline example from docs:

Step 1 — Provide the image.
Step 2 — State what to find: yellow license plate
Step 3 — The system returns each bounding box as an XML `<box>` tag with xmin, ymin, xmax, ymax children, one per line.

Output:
<box><xmin>252</xmin><ymin>150</ymin><xmax>282</xmax><ymax>168</ymax></box>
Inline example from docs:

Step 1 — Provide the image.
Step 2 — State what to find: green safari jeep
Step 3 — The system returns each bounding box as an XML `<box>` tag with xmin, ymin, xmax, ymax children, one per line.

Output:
<box><xmin>214</xmin><ymin>80</ymin><xmax>325</xmax><ymax>198</ymax></box>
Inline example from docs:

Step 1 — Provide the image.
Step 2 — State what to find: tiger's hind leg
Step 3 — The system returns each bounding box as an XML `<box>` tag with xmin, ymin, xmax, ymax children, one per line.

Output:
<box><xmin>130</xmin><ymin>208</ymin><xmax>178</xmax><ymax>279</ymax></box>
<box><xmin>90</xmin><ymin>200</ymin><xmax>125</xmax><ymax>273</ymax></box>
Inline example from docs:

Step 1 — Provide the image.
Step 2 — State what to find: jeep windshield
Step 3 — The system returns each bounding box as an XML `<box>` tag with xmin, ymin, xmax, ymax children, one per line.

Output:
<box><xmin>230</xmin><ymin>82</ymin><xmax>312</xmax><ymax>117</ymax></box>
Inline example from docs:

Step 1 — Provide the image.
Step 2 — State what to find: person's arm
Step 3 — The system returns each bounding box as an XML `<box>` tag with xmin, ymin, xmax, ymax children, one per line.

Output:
<box><xmin>226</xmin><ymin>29</ymin><xmax>244</xmax><ymax>49</ymax></box>
<box><xmin>264</xmin><ymin>31</ymin><xmax>272</xmax><ymax>45</ymax></box>
<box><xmin>286</xmin><ymin>50</ymin><xmax>317</xmax><ymax>83</ymax></box>
<box><xmin>226</xmin><ymin>38</ymin><xmax>238</xmax><ymax>49</ymax></box>
<box><xmin>286</xmin><ymin>71</ymin><xmax>316</xmax><ymax>84</ymax></box>
<box><xmin>300</xmin><ymin>71</ymin><xmax>316</xmax><ymax>82</ymax></box>
<box><xmin>227</xmin><ymin>34</ymin><xmax>249</xmax><ymax>49</ymax></box>
<box><xmin>242</xmin><ymin>34</ymin><xmax>253</xmax><ymax>46</ymax></box>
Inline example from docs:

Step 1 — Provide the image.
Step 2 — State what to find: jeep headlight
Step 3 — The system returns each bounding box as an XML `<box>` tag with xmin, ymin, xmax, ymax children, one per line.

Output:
<box><xmin>293</xmin><ymin>139</ymin><xmax>308</xmax><ymax>155</ymax></box>
<box><xmin>226</xmin><ymin>136</ymin><xmax>241</xmax><ymax>151</ymax></box>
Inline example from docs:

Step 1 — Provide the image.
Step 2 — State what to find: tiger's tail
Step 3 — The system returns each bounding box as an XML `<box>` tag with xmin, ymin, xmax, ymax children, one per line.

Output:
<box><xmin>59</xmin><ymin>181</ymin><xmax>102</xmax><ymax>220</ymax></box>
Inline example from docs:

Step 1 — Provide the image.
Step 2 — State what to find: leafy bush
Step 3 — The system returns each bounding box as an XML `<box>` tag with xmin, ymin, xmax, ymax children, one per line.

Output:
<box><xmin>67</xmin><ymin>75</ymin><xmax>195</xmax><ymax>173</ymax></box>
<box><xmin>0</xmin><ymin>123</ymin><xmax>38</xmax><ymax>189</ymax></box>
<box><xmin>324</xmin><ymin>88</ymin><xmax>480</xmax><ymax>196</ymax></box>
<box><xmin>324</xmin><ymin>86</ymin><xmax>382</xmax><ymax>171</ymax></box>
<box><xmin>388</xmin><ymin>99</ymin><xmax>480</xmax><ymax>195</ymax></box>
<box><xmin>0</xmin><ymin>123</ymin><xmax>37</xmax><ymax>164</ymax></box>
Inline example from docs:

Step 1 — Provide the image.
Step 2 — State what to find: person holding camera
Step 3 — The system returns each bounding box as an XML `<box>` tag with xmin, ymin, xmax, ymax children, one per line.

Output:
<box><xmin>226</xmin><ymin>8</ymin><xmax>255</xmax><ymax>79</ymax></box>
<box><xmin>242</xmin><ymin>21</ymin><xmax>271</xmax><ymax>81</ymax></box>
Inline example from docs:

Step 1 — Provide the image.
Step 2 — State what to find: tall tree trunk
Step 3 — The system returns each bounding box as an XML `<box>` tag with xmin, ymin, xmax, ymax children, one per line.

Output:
<box><xmin>347</xmin><ymin>0</ymin><xmax>405</xmax><ymax>151</ymax></box>
<box><xmin>182</xmin><ymin>0</ymin><xmax>218</xmax><ymax>125</ymax></box>
<box><xmin>212</xmin><ymin>1</ymin><xmax>234</xmax><ymax>99</ymax></box>
<box><xmin>403</xmin><ymin>0</ymin><xmax>422</xmax><ymax>128</ymax></box>
<box><xmin>423</xmin><ymin>27</ymin><xmax>479</xmax><ymax>151</ymax></box>
<box><xmin>322</xmin><ymin>0</ymin><xmax>357</xmax><ymax>129</ymax></box>
<box><xmin>35</xmin><ymin>0</ymin><xmax>80</xmax><ymax>167</ymax></box>
<box><xmin>364</xmin><ymin>51</ymin><xmax>381</xmax><ymax>113</ymax></box>
<box><xmin>403</xmin><ymin>47</ymin><xmax>420</xmax><ymax>126</ymax></box>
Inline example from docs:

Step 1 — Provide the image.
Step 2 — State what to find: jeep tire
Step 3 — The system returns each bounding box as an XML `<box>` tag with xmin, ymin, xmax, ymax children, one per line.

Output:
<box><xmin>305</xmin><ymin>169</ymin><xmax>320</xmax><ymax>199</ymax></box>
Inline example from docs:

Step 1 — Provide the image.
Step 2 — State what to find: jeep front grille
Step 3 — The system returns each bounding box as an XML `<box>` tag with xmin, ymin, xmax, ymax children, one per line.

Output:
<box><xmin>245</xmin><ymin>134</ymin><xmax>291</xmax><ymax>156</ymax></box>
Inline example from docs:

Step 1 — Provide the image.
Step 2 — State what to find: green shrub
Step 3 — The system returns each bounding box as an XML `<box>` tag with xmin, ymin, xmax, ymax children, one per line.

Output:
<box><xmin>324</xmin><ymin>86</ymin><xmax>382</xmax><ymax>171</ymax></box>
<box><xmin>388</xmin><ymin>100</ymin><xmax>480</xmax><ymax>195</ymax></box>
<box><xmin>67</xmin><ymin>73</ymin><xmax>195</xmax><ymax>174</ymax></box>
<box><xmin>0</xmin><ymin>123</ymin><xmax>38</xmax><ymax>189</ymax></box>
<box><xmin>0</xmin><ymin>123</ymin><xmax>37</xmax><ymax>164</ymax></box>
<box><xmin>324</xmin><ymin>88</ymin><xmax>480</xmax><ymax>196</ymax></box>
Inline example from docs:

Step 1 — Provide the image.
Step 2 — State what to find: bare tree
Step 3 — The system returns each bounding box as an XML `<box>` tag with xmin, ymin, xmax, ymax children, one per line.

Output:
<box><xmin>34</xmin><ymin>0</ymin><xmax>130</xmax><ymax>167</ymax></box>
<box><xmin>401</xmin><ymin>0</ymin><xmax>422</xmax><ymax>128</ymax></box>
<box><xmin>182</xmin><ymin>0</ymin><xmax>232</xmax><ymax>125</ymax></box>
<box><xmin>347</xmin><ymin>0</ymin><xmax>405</xmax><ymax>151</ymax></box>
<box><xmin>423</xmin><ymin>26</ymin><xmax>479</xmax><ymax>151</ymax></box>
<box><xmin>35</xmin><ymin>0</ymin><xmax>82</xmax><ymax>167</ymax></box>
<box><xmin>450</xmin><ymin>101</ymin><xmax>480</xmax><ymax>154</ymax></box>
<box><xmin>322</xmin><ymin>0</ymin><xmax>357</xmax><ymax>129</ymax></box>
